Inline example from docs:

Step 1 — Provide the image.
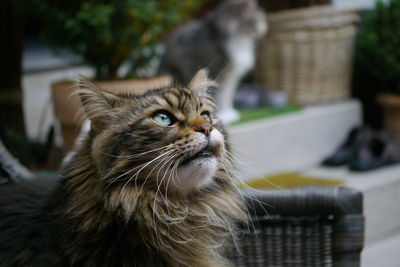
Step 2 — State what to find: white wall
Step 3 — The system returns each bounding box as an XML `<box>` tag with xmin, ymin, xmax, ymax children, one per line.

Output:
<box><xmin>22</xmin><ymin>67</ymin><xmax>93</xmax><ymax>143</ymax></box>
<box><xmin>333</xmin><ymin>0</ymin><xmax>387</xmax><ymax>9</ymax></box>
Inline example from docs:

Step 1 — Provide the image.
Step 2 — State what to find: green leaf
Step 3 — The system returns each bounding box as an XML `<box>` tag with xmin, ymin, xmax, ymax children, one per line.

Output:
<box><xmin>18</xmin><ymin>0</ymin><xmax>208</xmax><ymax>80</ymax></box>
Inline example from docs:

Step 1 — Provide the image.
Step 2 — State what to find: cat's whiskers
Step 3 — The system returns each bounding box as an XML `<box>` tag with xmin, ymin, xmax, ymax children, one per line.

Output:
<box><xmin>152</xmin><ymin>149</ymin><xmax>195</xmax><ymax>225</ymax></box>
<box><xmin>128</xmin><ymin>145</ymin><xmax>185</xmax><ymax>209</ymax></box>
<box><xmin>225</xmin><ymin>150</ymin><xmax>285</xmax><ymax>191</ymax></box>
<box><xmin>213</xmin><ymin>65</ymin><xmax>229</xmax><ymax>84</ymax></box>
<box><xmin>154</xmin><ymin>159</ymin><xmax>177</xmax><ymax>214</ymax></box>
<box><xmin>103</xmin><ymin>144</ymin><xmax>174</xmax><ymax>160</ymax></box>
<box><xmin>188</xmin><ymin>203</ymin><xmax>234</xmax><ymax>235</ymax></box>
<box><xmin>167</xmin><ymin>152</ymin><xmax>220</xmax><ymax>228</ymax></box>
<box><xmin>151</xmin><ymin>145</ymin><xmax>210</xmax><ymax>228</ymax></box>
<box><xmin>102</xmin><ymin>145</ymin><xmax>179</xmax><ymax>187</ymax></box>
<box><xmin>168</xmin><ymin>149</ymin><xmax>195</xmax><ymax>194</ymax></box>
<box><xmin>117</xmin><ymin>148</ymin><xmax>176</xmax><ymax>206</ymax></box>
<box><xmin>161</xmin><ymin>153</ymin><xmax>190</xmax><ymax>222</ymax></box>
<box><xmin>161</xmin><ymin>158</ymin><xmax>183</xmax><ymax>216</ymax></box>
<box><xmin>167</xmin><ymin>152</ymin><xmax>189</xmax><ymax>193</ymax></box>
<box><xmin>135</xmin><ymin>148</ymin><xmax>180</xmax><ymax>191</ymax></box>
<box><xmin>152</xmin><ymin>171</ymin><xmax>175</xmax><ymax>227</ymax></box>
<box><xmin>164</xmin><ymin>158</ymin><xmax>182</xmax><ymax>214</ymax></box>
<box><xmin>217</xmin><ymin>152</ymin><xmax>258</xmax><ymax>231</ymax></box>
<box><xmin>104</xmin><ymin>145</ymin><xmax>175</xmax><ymax>185</ymax></box>
<box><xmin>221</xmin><ymin>151</ymin><xmax>274</xmax><ymax>234</ymax></box>
<box><xmin>154</xmin><ymin>149</ymin><xmax>182</xmax><ymax>187</ymax></box>
<box><xmin>151</xmin><ymin>150</ymin><xmax>182</xmax><ymax>217</ymax></box>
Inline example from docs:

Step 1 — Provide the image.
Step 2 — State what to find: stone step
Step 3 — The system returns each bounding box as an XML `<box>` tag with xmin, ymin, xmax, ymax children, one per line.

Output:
<box><xmin>229</xmin><ymin>99</ymin><xmax>400</xmax><ymax>245</ymax></box>
<box><xmin>362</xmin><ymin>230</ymin><xmax>400</xmax><ymax>267</ymax></box>
<box><xmin>229</xmin><ymin>100</ymin><xmax>362</xmax><ymax>180</ymax></box>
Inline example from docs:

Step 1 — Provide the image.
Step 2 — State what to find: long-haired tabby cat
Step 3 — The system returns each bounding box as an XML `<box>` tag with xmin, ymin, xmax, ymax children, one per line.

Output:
<box><xmin>0</xmin><ymin>70</ymin><xmax>245</xmax><ymax>266</ymax></box>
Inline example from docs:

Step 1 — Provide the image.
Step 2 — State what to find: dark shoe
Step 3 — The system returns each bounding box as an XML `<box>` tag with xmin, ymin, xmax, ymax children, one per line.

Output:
<box><xmin>349</xmin><ymin>131</ymin><xmax>400</xmax><ymax>172</ymax></box>
<box><xmin>322</xmin><ymin>127</ymin><xmax>372</xmax><ymax>167</ymax></box>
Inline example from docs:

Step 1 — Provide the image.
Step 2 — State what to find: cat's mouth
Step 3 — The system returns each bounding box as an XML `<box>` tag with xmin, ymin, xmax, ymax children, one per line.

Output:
<box><xmin>179</xmin><ymin>146</ymin><xmax>215</xmax><ymax>166</ymax></box>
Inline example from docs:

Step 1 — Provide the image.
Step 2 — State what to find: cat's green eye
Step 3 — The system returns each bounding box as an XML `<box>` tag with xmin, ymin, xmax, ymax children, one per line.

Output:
<box><xmin>201</xmin><ymin>112</ymin><xmax>212</xmax><ymax>123</ymax></box>
<box><xmin>153</xmin><ymin>111</ymin><xmax>175</xmax><ymax>126</ymax></box>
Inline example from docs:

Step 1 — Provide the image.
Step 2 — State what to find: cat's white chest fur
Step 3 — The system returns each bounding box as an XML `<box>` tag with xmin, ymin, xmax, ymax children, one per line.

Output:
<box><xmin>217</xmin><ymin>36</ymin><xmax>256</xmax><ymax>123</ymax></box>
<box><xmin>225</xmin><ymin>36</ymin><xmax>255</xmax><ymax>76</ymax></box>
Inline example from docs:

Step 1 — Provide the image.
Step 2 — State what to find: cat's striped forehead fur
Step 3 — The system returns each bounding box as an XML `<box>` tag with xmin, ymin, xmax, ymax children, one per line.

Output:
<box><xmin>77</xmin><ymin>69</ymin><xmax>230</xmax><ymax>196</ymax></box>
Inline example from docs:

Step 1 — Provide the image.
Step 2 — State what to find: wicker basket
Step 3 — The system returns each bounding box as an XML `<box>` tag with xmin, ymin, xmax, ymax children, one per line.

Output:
<box><xmin>255</xmin><ymin>5</ymin><xmax>359</xmax><ymax>105</ymax></box>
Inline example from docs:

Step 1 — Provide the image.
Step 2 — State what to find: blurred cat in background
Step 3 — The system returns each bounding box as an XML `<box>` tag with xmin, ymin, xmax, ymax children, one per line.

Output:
<box><xmin>158</xmin><ymin>0</ymin><xmax>267</xmax><ymax>124</ymax></box>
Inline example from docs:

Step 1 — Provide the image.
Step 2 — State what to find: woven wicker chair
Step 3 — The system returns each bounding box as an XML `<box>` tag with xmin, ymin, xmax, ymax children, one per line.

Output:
<box><xmin>228</xmin><ymin>186</ymin><xmax>364</xmax><ymax>267</ymax></box>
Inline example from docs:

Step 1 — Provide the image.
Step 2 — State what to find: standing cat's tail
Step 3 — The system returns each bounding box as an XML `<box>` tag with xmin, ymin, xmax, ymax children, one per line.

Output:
<box><xmin>0</xmin><ymin>138</ymin><xmax>34</xmax><ymax>184</ymax></box>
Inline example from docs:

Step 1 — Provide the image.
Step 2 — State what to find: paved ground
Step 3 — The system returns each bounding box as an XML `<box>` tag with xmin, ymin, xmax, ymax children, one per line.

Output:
<box><xmin>363</xmin><ymin>231</ymin><xmax>400</xmax><ymax>267</ymax></box>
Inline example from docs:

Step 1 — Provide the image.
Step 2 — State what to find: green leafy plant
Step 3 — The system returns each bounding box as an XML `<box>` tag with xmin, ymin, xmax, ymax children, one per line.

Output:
<box><xmin>356</xmin><ymin>0</ymin><xmax>400</xmax><ymax>93</ymax></box>
<box><xmin>21</xmin><ymin>0</ymin><xmax>204</xmax><ymax>80</ymax></box>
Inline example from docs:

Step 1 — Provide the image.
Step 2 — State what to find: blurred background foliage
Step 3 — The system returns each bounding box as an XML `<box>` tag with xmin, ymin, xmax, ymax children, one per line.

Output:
<box><xmin>355</xmin><ymin>0</ymin><xmax>400</xmax><ymax>94</ymax></box>
<box><xmin>19</xmin><ymin>0</ymin><xmax>206</xmax><ymax>80</ymax></box>
<box><xmin>352</xmin><ymin>0</ymin><xmax>400</xmax><ymax>128</ymax></box>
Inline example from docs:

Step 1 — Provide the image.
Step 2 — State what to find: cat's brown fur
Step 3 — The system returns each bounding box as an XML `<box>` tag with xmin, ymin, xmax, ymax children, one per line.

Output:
<box><xmin>0</xmin><ymin>70</ymin><xmax>245</xmax><ymax>266</ymax></box>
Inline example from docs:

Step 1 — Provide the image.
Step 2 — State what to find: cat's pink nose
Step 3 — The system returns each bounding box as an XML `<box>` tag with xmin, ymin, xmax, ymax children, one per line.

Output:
<box><xmin>195</xmin><ymin>124</ymin><xmax>211</xmax><ymax>136</ymax></box>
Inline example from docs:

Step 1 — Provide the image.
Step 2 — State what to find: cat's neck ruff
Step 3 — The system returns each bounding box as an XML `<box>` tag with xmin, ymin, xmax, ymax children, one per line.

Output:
<box><xmin>60</xmin><ymin>138</ymin><xmax>244</xmax><ymax>266</ymax></box>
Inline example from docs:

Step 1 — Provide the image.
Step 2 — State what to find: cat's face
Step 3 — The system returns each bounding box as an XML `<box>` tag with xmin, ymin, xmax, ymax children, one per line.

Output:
<box><xmin>78</xmin><ymin>70</ymin><xmax>230</xmax><ymax>196</ymax></box>
<box><xmin>213</xmin><ymin>0</ymin><xmax>267</xmax><ymax>38</ymax></box>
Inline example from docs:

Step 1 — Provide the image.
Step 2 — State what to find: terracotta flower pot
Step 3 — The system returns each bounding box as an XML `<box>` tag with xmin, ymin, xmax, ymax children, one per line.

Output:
<box><xmin>378</xmin><ymin>94</ymin><xmax>400</xmax><ymax>141</ymax></box>
<box><xmin>52</xmin><ymin>75</ymin><xmax>173</xmax><ymax>152</ymax></box>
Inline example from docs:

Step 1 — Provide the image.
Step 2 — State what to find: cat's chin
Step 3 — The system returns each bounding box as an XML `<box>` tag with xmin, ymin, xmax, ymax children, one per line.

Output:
<box><xmin>170</xmin><ymin>157</ymin><xmax>218</xmax><ymax>194</ymax></box>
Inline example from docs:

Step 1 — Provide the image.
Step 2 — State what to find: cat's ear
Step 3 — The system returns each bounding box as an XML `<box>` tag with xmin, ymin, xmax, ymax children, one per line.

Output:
<box><xmin>187</xmin><ymin>69</ymin><xmax>217</xmax><ymax>96</ymax></box>
<box><xmin>76</xmin><ymin>78</ymin><xmax>123</xmax><ymax>131</ymax></box>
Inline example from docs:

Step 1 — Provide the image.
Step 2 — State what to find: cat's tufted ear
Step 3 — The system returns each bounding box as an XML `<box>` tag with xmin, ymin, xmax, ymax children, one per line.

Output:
<box><xmin>187</xmin><ymin>69</ymin><xmax>217</xmax><ymax>96</ymax></box>
<box><xmin>76</xmin><ymin>78</ymin><xmax>124</xmax><ymax>131</ymax></box>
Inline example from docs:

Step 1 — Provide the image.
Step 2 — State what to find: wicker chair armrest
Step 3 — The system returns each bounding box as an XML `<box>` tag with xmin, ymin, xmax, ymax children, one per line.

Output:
<box><xmin>228</xmin><ymin>187</ymin><xmax>364</xmax><ymax>266</ymax></box>
<box><xmin>242</xmin><ymin>186</ymin><xmax>363</xmax><ymax>217</ymax></box>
